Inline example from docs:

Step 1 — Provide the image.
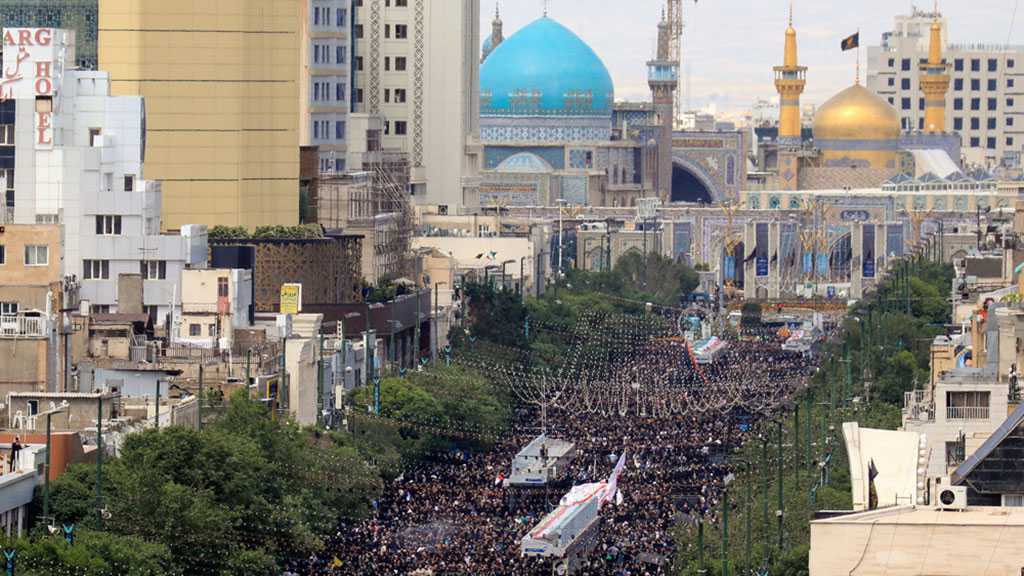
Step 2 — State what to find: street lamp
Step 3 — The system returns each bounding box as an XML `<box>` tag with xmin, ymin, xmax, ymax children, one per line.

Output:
<box><xmin>39</xmin><ymin>401</ymin><xmax>69</xmax><ymax>521</ymax></box>
<box><xmin>500</xmin><ymin>259</ymin><xmax>516</xmax><ymax>291</ymax></box>
<box><xmin>556</xmin><ymin>199</ymin><xmax>568</xmax><ymax>281</ymax></box>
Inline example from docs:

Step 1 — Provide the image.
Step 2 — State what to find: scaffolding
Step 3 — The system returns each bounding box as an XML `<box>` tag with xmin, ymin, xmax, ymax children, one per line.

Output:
<box><xmin>317</xmin><ymin>150</ymin><xmax>414</xmax><ymax>284</ymax></box>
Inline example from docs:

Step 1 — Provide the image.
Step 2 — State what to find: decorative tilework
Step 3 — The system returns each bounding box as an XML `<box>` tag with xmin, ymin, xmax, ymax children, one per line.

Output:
<box><xmin>561</xmin><ymin>175</ymin><xmax>587</xmax><ymax>205</ymax></box>
<box><xmin>568</xmin><ymin>149</ymin><xmax>594</xmax><ymax>169</ymax></box>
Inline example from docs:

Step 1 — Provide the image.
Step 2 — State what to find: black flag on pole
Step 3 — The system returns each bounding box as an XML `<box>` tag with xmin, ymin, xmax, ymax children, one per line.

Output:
<box><xmin>841</xmin><ymin>32</ymin><xmax>860</xmax><ymax>51</ymax></box>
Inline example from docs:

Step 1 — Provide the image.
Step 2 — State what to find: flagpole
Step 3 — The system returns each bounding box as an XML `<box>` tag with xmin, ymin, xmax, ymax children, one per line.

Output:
<box><xmin>856</xmin><ymin>28</ymin><xmax>861</xmax><ymax>85</ymax></box>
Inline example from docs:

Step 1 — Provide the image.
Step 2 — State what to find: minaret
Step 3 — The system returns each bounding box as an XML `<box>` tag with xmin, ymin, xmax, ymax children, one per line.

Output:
<box><xmin>647</xmin><ymin>8</ymin><xmax>679</xmax><ymax>203</ymax></box>
<box><xmin>773</xmin><ymin>4</ymin><xmax>807</xmax><ymax>147</ymax></box>
<box><xmin>919</xmin><ymin>6</ymin><xmax>949</xmax><ymax>133</ymax></box>
<box><xmin>491</xmin><ymin>3</ymin><xmax>504</xmax><ymax>52</ymax></box>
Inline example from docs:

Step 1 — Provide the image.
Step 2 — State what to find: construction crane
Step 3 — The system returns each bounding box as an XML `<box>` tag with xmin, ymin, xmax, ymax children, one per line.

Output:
<box><xmin>665</xmin><ymin>0</ymin><xmax>694</xmax><ymax>129</ymax></box>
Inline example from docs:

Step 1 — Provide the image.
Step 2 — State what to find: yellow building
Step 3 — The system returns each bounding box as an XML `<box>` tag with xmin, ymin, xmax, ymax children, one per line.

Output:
<box><xmin>813</xmin><ymin>83</ymin><xmax>902</xmax><ymax>170</ymax></box>
<box><xmin>99</xmin><ymin>0</ymin><xmax>301</xmax><ymax>230</ymax></box>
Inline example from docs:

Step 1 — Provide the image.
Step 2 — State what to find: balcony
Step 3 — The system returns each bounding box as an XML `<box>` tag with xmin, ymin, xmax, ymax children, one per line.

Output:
<box><xmin>903</xmin><ymin>390</ymin><xmax>935</xmax><ymax>422</ymax></box>
<box><xmin>946</xmin><ymin>405</ymin><xmax>990</xmax><ymax>420</ymax></box>
<box><xmin>0</xmin><ymin>316</ymin><xmax>48</xmax><ymax>339</ymax></box>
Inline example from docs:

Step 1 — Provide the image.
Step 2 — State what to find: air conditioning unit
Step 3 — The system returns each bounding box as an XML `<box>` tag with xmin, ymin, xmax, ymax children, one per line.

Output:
<box><xmin>937</xmin><ymin>482</ymin><xmax>967</xmax><ymax>511</ymax></box>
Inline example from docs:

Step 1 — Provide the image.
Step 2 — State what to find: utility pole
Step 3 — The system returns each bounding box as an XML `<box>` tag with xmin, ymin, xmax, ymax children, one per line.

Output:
<box><xmin>721</xmin><ymin>487</ymin><xmax>730</xmax><ymax>576</ymax></box>
<box><xmin>197</xmin><ymin>364</ymin><xmax>204</xmax><ymax>431</ymax></box>
<box><xmin>777</xmin><ymin>418</ymin><xmax>784</xmax><ymax>552</ymax></box>
<box><xmin>95</xmin><ymin>393</ymin><xmax>103</xmax><ymax>525</ymax></box>
<box><xmin>154</xmin><ymin>379</ymin><xmax>161</xmax><ymax>431</ymax></box>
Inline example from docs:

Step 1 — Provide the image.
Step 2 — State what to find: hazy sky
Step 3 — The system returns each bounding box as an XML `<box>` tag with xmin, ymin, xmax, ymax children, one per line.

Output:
<box><xmin>480</xmin><ymin>0</ymin><xmax>1024</xmax><ymax>117</ymax></box>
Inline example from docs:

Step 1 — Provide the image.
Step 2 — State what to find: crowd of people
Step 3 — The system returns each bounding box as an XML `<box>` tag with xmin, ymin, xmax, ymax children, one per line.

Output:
<box><xmin>304</xmin><ymin>317</ymin><xmax>816</xmax><ymax>575</ymax></box>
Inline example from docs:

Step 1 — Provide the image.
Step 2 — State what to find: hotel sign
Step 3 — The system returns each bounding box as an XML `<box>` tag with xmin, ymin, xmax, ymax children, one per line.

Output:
<box><xmin>2</xmin><ymin>28</ymin><xmax>75</xmax><ymax>149</ymax></box>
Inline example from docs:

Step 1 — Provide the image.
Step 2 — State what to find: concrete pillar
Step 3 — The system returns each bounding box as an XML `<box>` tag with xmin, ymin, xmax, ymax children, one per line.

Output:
<box><xmin>769</xmin><ymin>221</ymin><xmax>781</xmax><ymax>299</ymax></box>
<box><xmin>744</xmin><ymin>221</ymin><xmax>756</xmax><ymax>300</ymax></box>
<box><xmin>851</xmin><ymin>222</ymin><xmax>864</xmax><ymax>300</ymax></box>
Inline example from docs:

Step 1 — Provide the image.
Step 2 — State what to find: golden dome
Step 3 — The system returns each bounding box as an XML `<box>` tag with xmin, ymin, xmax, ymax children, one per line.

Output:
<box><xmin>812</xmin><ymin>84</ymin><xmax>901</xmax><ymax>142</ymax></box>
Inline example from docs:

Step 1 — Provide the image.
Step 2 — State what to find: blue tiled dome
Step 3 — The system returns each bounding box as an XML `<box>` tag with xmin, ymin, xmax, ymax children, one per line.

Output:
<box><xmin>481</xmin><ymin>17</ymin><xmax>614</xmax><ymax>117</ymax></box>
<box><xmin>482</xmin><ymin>35</ymin><xmax>494</xmax><ymax>60</ymax></box>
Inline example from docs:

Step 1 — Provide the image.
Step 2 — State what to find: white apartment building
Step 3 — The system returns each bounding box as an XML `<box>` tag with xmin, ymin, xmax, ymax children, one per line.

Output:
<box><xmin>301</xmin><ymin>0</ymin><xmax>353</xmax><ymax>174</ymax></box>
<box><xmin>352</xmin><ymin>0</ymin><xmax>482</xmax><ymax>211</ymax></box>
<box><xmin>867</xmin><ymin>7</ymin><xmax>1024</xmax><ymax>166</ymax></box>
<box><xmin>3</xmin><ymin>28</ymin><xmax>205</xmax><ymax>325</ymax></box>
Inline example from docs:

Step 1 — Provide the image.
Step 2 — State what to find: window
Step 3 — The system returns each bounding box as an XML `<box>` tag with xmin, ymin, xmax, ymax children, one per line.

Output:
<box><xmin>395</xmin><ymin>88</ymin><xmax>406</xmax><ymax>103</ymax></box>
<box><xmin>0</xmin><ymin>244</ymin><xmax>4</xmax><ymax>265</ymax></box>
<box><xmin>89</xmin><ymin>127</ymin><xmax>101</xmax><ymax>147</ymax></box>
<box><xmin>989</xmin><ymin>98</ymin><xmax>997</xmax><ymax>111</ymax></box>
<box><xmin>384</xmin><ymin>24</ymin><xmax>390</xmax><ymax>39</ymax></box>
<box><xmin>954</xmin><ymin>118</ymin><xmax>963</xmax><ymax>130</ymax></box>
<box><xmin>355</xmin><ymin>24</ymin><xmax>363</xmax><ymax>39</ymax></box>
<box><xmin>888</xmin><ymin>97</ymin><xmax>894</xmax><ymax>105</ymax></box>
<box><xmin>208</xmin><ymin>324</ymin><xmax>217</xmax><ymax>337</ymax></box>
<box><xmin>1008</xmin><ymin>97</ymin><xmax>1015</xmax><ymax>108</ymax></box>
<box><xmin>394</xmin><ymin>120</ymin><xmax>407</xmax><ymax>135</ymax></box>
<box><xmin>189</xmin><ymin>324</ymin><xmax>201</xmax><ymax>337</ymax></box>
<box><xmin>971</xmin><ymin>78</ymin><xmax>980</xmax><ymax>91</ymax></box>
<box><xmin>988</xmin><ymin>78</ymin><xmax>997</xmax><ymax>91</ymax></box>
<box><xmin>26</xmin><ymin>400</ymin><xmax>37</xmax><ymax>416</ymax></box>
<box><xmin>989</xmin><ymin>58</ymin><xmax>998</xmax><ymax>72</ymax></box>
<box><xmin>24</xmin><ymin>245</ymin><xmax>47</xmax><ymax>266</ymax></box>
<box><xmin>1010</xmin><ymin>78</ymin><xmax>1016</xmax><ymax>88</ymax></box>
<box><xmin>988</xmin><ymin>118</ymin><xmax>997</xmax><ymax>129</ymax></box>
<box><xmin>395</xmin><ymin>57</ymin><xmax>407</xmax><ymax>71</ymax></box>
<box><xmin>337</xmin><ymin>7</ymin><xmax>347</xmax><ymax>27</ymax></box>
<box><xmin>901</xmin><ymin>58</ymin><xmax>911</xmax><ymax>71</ymax></box>
<box><xmin>947</xmin><ymin>390</ymin><xmax>990</xmax><ymax>419</ymax></box>
<box><xmin>971</xmin><ymin>117</ymin><xmax>980</xmax><ymax>130</ymax></box>
<box><xmin>124</xmin><ymin>175</ymin><xmax>135</xmax><ymax>192</ymax></box>
<box><xmin>1008</xmin><ymin>137</ymin><xmax>1015</xmax><ymax>147</ymax></box>
<box><xmin>384</xmin><ymin>120</ymin><xmax>390</xmax><ymax>135</ymax></box>
<box><xmin>1004</xmin><ymin>494</ymin><xmax>1024</xmax><ymax>507</ymax></box>
<box><xmin>384</xmin><ymin>57</ymin><xmax>390</xmax><ymax>71</ymax></box>
<box><xmin>954</xmin><ymin>78</ymin><xmax>963</xmax><ymax>91</ymax></box>
<box><xmin>954</xmin><ymin>58</ymin><xmax>964</xmax><ymax>71</ymax></box>
<box><xmin>901</xmin><ymin>78</ymin><xmax>910</xmax><ymax>90</ymax></box>
<box><xmin>336</xmin><ymin>82</ymin><xmax>345</xmax><ymax>102</ymax></box>
<box><xmin>95</xmin><ymin>215</ymin><xmax>122</xmax><ymax>235</ymax></box>
<box><xmin>901</xmin><ymin>117</ymin><xmax>908</xmax><ymax>130</ymax></box>
<box><xmin>1010</xmin><ymin>59</ymin><xmax>1017</xmax><ymax>68</ymax></box>
<box><xmin>970</xmin><ymin>136</ymin><xmax>980</xmax><ymax>147</ymax></box>
<box><xmin>971</xmin><ymin>58</ymin><xmax>980</xmax><ymax>71</ymax></box>
<box><xmin>888</xmin><ymin>58</ymin><xmax>895</xmax><ymax>68</ymax></box>
<box><xmin>395</xmin><ymin>0</ymin><xmax>407</xmax><ymax>5</ymax></box>
<box><xmin>901</xmin><ymin>97</ymin><xmax>911</xmax><ymax>110</ymax></box>
<box><xmin>217</xmin><ymin>277</ymin><xmax>229</xmax><ymax>298</ymax></box>
<box><xmin>988</xmin><ymin>137</ymin><xmax>997</xmax><ymax>149</ymax></box>
<box><xmin>356</xmin><ymin>88</ymin><xmax>363</xmax><ymax>104</ymax></box>
<box><xmin>384</xmin><ymin>88</ymin><xmax>390</xmax><ymax>103</ymax></box>
<box><xmin>888</xmin><ymin>77</ymin><xmax>894</xmax><ymax>87</ymax></box>
<box><xmin>336</xmin><ymin>45</ymin><xmax>347</xmax><ymax>64</ymax></box>
<box><xmin>971</xmin><ymin>98</ymin><xmax>980</xmax><ymax>111</ymax></box>
<box><xmin>918</xmin><ymin>117</ymin><xmax>924</xmax><ymax>130</ymax></box>
<box><xmin>0</xmin><ymin>124</ymin><xmax>12</xmax><ymax>145</ymax></box>
<box><xmin>954</xmin><ymin>97</ymin><xmax>963</xmax><ymax>110</ymax></box>
<box><xmin>395</xmin><ymin>24</ymin><xmax>408</xmax><ymax>39</ymax></box>
<box><xmin>919</xmin><ymin>97</ymin><xmax>925</xmax><ymax>111</ymax></box>
<box><xmin>313</xmin><ymin>6</ymin><xmax>320</xmax><ymax>25</ymax></box>
<box><xmin>0</xmin><ymin>302</ymin><xmax>16</xmax><ymax>315</ymax></box>
<box><xmin>1008</xmin><ymin>117</ymin><xmax>1015</xmax><ymax>127</ymax></box>
<box><xmin>84</xmin><ymin>259</ymin><xmax>110</xmax><ymax>280</ymax></box>
<box><xmin>356</xmin><ymin>56</ymin><xmax>363</xmax><ymax>71</ymax></box>
<box><xmin>335</xmin><ymin>121</ymin><xmax>345</xmax><ymax>140</ymax></box>
<box><xmin>140</xmin><ymin>260</ymin><xmax>166</xmax><ymax>280</ymax></box>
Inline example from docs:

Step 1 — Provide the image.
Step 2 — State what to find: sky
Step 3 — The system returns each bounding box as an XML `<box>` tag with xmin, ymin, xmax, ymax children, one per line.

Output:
<box><xmin>481</xmin><ymin>0</ymin><xmax>1024</xmax><ymax>118</ymax></box>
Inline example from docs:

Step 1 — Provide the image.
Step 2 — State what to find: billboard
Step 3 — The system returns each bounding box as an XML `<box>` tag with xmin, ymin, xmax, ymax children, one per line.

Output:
<box><xmin>280</xmin><ymin>283</ymin><xmax>302</xmax><ymax>314</ymax></box>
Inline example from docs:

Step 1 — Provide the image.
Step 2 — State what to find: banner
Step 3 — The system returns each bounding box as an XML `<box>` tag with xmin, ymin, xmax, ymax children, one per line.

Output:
<box><xmin>724</xmin><ymin>256</ymin><xmax>736</xmax><ymax>280</ymax></box>
<box><xmin>803</xmin><ymin>252</ymin><xmax>814</xmax><ymax>274</ymax></box>
<box><xmin>816</xmin><ymin>253</ymin><xmax>829</xmax><ymax>277</ymax></box>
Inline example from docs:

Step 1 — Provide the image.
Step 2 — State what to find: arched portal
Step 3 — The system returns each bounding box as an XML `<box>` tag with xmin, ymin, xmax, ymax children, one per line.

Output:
<box><xmin>830</xmin><ymin>234</ymin><xmax>853</xmax><ymax>282</ymax></box>
<box><xmin>671</xmin><ymin>157</ymin><xmax>717</xmax><ymax>204</ymax></box>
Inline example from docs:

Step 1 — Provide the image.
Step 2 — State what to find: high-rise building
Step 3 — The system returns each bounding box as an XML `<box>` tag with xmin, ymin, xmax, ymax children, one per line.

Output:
<box><xmin>867</xmin><ymin>6</ymin><xmax>1024</xmax><ymax>165</ymax></box>
<box><xmin>99</xmin><ymin>0</ymin><xmax>302</xmax><ymax>230</ymax></box>
<box><xmin>0</xmin><ymin>0</ymin><xmax>98</xmax><ymax>69</ymax></box>
<box><xmin>301</xmin><ymin>0</ymin><xmax>352</xmax><ymax>175</ymax></box>
<box><xmin>352</xmin><ymin>0</ymin><xmax>482</xmax><ymax>211</ymax></box>
<box><xmin>3</xmin><ymin>27</ymin><xmax>204</xmax><ymax>324</ymax></box>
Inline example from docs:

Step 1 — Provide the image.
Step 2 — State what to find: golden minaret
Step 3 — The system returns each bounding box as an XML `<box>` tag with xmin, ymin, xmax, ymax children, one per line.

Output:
<box><xmin>919</xmin><ymin>7</ymin><xmax>949</xmax><ymax>133</ymax></box>
<box><xmin>773</xmin><ymin>3</ymin><xmax>807</xmax><ymax>145</ymax></box>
